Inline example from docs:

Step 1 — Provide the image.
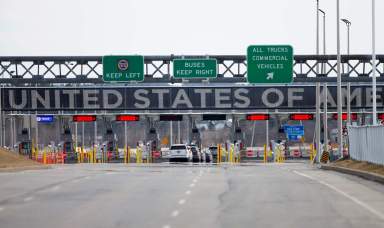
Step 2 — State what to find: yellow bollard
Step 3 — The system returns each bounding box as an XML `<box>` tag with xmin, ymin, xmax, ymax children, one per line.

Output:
<box><xmin>127</xmin><ymin>147</ymin><xmax>131</xmax><ymax>164</ymax></box>
<box><xmin>217</xmin><ymin>144</ymin><xmax>221</xmax><ymax>164</ymax></box>
<box><xmin>93</xmin><ymin>146</ymin><xmax>96</xmax><ymax>163</ymax></box>
<box><xmin>263</xmin><ymin>144</ymin><xmax>267</xmax><ymax>163</ymax></box>
<box><xmin>124</xmin><ymin>145</ymin><xmax>127</xmax><ymax>163</ymax></box>
<box><xmin>43</xmin><ymin>148</ymin><xmax>47</xmax><ymax>164</ymax></box>
<box><xmin>136</xmin><ymin>148</ymin><xmax>141</xmax><ymax>164</ymax></box>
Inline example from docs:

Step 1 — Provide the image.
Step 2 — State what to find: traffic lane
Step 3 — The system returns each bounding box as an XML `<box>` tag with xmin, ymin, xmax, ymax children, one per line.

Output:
<box><xmin>164</xmin><ymin>166</ymin><xmax>227</xmax><ymax>228</ymax></box>
<box><xmin>218</xmin><ymin>164</ymin><xmax>384</xmax><ymax>228</ymax></box>
<box><xmin>0</xmin><ymin>164</ymin><xmax>214</xmax><ymax>228</ymax></box>
<box><xmin>0</xmin><ymin>165</ymin><xmax>97</xmax><ymax>203</ymax></box>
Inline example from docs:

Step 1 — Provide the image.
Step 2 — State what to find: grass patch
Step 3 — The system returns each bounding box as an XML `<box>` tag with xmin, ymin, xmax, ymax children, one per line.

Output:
<box><xmin>333</xmin><ymin>159</ymin><xmax>384</xmax><ymax>176</ymax></box>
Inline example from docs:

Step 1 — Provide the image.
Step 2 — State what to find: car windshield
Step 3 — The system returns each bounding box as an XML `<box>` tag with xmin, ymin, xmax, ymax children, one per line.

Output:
<box><xmin>170</xmin><ymin>145</ymin><xmax>186</xmax><ymax>150</ymax></box>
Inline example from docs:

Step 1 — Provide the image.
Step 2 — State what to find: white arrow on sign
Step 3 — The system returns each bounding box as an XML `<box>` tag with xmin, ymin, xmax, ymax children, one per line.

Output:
<box><xmin>266</xmin><ymin>72</ymin><xmax>274</xmax><ymax>80</ymax></box>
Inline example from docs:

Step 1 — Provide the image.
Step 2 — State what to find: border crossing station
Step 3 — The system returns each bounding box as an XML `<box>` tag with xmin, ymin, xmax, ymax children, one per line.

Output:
<box><xmin>1</xmin><ymin>48</ymin><xmax>384</xmax><ymax>164</ymax></box>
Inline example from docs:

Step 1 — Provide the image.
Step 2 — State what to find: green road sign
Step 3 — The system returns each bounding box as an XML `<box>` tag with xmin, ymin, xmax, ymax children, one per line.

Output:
<box><xmin>173</xmin><ymin>59</ymin><xmax>217</xmax><ymax>78</ymax></box>
<box><xmin>102</xmin><ymin>55</ymin><xmax>144</xmax><ymax>82</ymax></box>
<box><xmin>247</xmin><ymin>45</ymin><xmax>293</xmax><ymax>84</ymax></box>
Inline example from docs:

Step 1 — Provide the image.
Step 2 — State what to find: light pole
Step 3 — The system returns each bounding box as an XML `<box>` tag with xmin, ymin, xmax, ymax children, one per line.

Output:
<box><xmin>372</xmin><ymin>0</ymin><xmax>377</xmax><ymax>125</ymax></box>
<box><xmin>319</xmin><ymin>9</ymin><xmax>326</xmax><ymax>73</ymax></box>
<box><xmin>341</xmin><ymin>18</ymin><xmax>351</xmax><ymax>124</ymax></box>
<box><xmin>316</xmin><ymin>0</ymin><xmax>320</xmax><ymax>74</ymax></box>
<box><xmin>341</xmin><ymin>19</ymin><xmax>351</xmax><ymax>56</ymax></box>
<box><xmin>336</xmin><ymin>0</ymin><xmax>343</xmax><ymax>157</ymax></box>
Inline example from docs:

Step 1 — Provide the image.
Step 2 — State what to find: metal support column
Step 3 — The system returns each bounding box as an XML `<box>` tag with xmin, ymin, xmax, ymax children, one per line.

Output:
<box><xmin>347</xmin><ymin>83</ymin><xmax>351</xmax><ymax>125</ymax></box>
<box><xmin>177</xmin><ymin>121</ymin><xmax>181</xmax><ymax>144</ymax></box>
<box><xmin>75</xmin><ymin>122</ymin><xmax>78</xmax><ymax>150</ymax></box>
<box><xmin>0</xmin><ymin>86</ymin><xmax>2</xmax><ymax>147</ymax></box>
<box><xmin>266</xmin><ymin>119</ymin><xmax>269</xmax><ymax>148</ymax></box>
<box><xmin>170</xmin><ymin>121</ymin><xmax>173</xmax><ymax>146</ymax></box>
<box><xmin>35</xmin><ymin>115</ymin><xmax>39</xmax><ymax>151</ymax></box>
<box><xmin>95</xmin><ymin>119</ymin><xmax>98</xmax><ymax>146</ymax></box>
<box><xmin>124</xmin><ymin>121</ymin><xmax>127</xmax><ymax>147</ymax></box>
<box><xmin>82</xmin><ymin>122</ymin><xmax>85</xmax><ymax>148</ymax></box>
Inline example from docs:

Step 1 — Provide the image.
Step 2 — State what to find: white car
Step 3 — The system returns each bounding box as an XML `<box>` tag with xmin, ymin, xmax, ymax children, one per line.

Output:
<box><xmin>169</xmin><ymin>144</ymin><xmax>192</xmax><ymax>162</ymax></box>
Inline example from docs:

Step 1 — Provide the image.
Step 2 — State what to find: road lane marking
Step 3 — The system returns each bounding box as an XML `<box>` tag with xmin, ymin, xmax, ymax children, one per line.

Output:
<box><xmin>293</xmin><ymin>170</ymin><xmax>384</xmax><ymax>221</ymax></box>
<box><xmin>51</xmin><ymin>185</ymin><xmax>61</xmax><ymax>191</ymax></box>
<box><xmin>24</xmin><ymin>197</ymin><xmax>33</xmax><ymax>202</ymax></box>
<box><xmin>171</xmin><ymin>210</ymin><xmax>179</xmax><ymax>217</ymax></box>
<box><xmin>162</xmin><ymin>225</ymin><xmax>171</xmax><ymax>228</ymax></box>
<box><xmin>178</xmin><ymin>199</ymin><xmax>186</xmax><ymax>205</ymax></box>
<box><xmin>0</xmin><ymin>207</ymin><xmax>4</xmax><ymax>212</ymax></box>
<box><xmin>185</xmin><ymin>190</ymin><xmax>191</xmax><ymax>195</ymax></box>
<box><xmin>193</xmin><ymin>179</ymin><xmax>198</xmax><ymax>183</ymax></box>
<box><xmin>189</xmin><ymin>183</ymin><xmax>195</xmax><ymax>188</ymax></box>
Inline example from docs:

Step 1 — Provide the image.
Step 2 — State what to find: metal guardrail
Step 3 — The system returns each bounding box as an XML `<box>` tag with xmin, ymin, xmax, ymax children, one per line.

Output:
<box><xmin>348</xmin><ymin>125</ymin><xmax>384</xmax><ymax>165</ymax></box>
<box><xmin>0</xmin><ymin>55</ymin><xmax>383</xmax><ymax>84</ymax></box>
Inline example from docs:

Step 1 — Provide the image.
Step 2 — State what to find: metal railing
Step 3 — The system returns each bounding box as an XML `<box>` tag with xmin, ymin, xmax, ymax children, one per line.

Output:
<box><xmin>348</xmin><ymin>125</ymin><xmax>384</xmax><ymax>165</ymax></box>
<box><xmin>0</xmin><ymin>55</ymin><xmax>383</xmax><ymax>84</ymax></box>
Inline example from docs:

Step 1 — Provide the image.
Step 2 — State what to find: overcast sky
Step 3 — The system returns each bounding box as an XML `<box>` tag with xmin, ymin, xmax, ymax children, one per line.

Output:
<box><xmin>0</xmin><ymin>0</ymin><xmax>383</xmax><ymax>56</ymax></box>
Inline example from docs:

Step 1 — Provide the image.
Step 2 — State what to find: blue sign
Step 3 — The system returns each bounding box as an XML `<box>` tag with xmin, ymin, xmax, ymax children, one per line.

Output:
<box><xmin>284</xmin><ymin>125</ymin><xmax>304</xmax><ymax>135</ymax></box>
<box><xmin>284</xmin><ymin>125</ymin><xmax>304</xmax><ymax>141</ymax></box>
<box><xmin>287</xmin><ymin>134</ymin><xmax>302</xmax><ymax>141</ymax></box>
<box><xmin>36</xmin><ymin>115</ymin><xmax>54</xmax><ymax>123</ymax></box>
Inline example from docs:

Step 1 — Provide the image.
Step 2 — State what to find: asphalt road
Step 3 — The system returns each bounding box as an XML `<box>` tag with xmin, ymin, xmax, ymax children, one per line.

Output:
<box><xmin>0</xmin><ymin>162</ymin><xmax>384</xmax><ymax>228</ymax></box>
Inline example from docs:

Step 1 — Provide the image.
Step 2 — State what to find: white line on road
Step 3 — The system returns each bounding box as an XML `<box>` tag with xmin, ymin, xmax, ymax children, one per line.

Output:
<box><xmin>185</xmin><ymin>190</ymin><xmax>191</xmax><ymax>195</ymax></box>
<box><xmin>171</xmin><ymin>210</ymin><xmax>179</xmax><ymax>217</ymax></box>
<box><xmin>189</xmin><ymin>183</ymin><xmax>195</xmax><ymax>188</ymax></box>
<box><xmin>178</xmin><ymin>199</ymin><xmax>186</xmax><ymax>205</ymax></box>
<box><xmin>72</xmin><ymin>179</ymin><xmax>81</xmax><ymax>183</ymax></box>
<box><xmin>293</xmin><ymin>170</ymin><xmax>384</xmax><ymax>221</ymax></box>
<box><xmin>24</xmin><ymin>196</ymin><xmax>33</xmax><ymax>202</ymax></box>
<box><xmin>193</xmin><ymin>179</ymin><xmax>198</xmax><ymax>183</ymax></box>
<box><xmin>162</xmin><ymin>225</ymin><xmax>171</xmax><ymax>228</ymax></box>
<box><xmin>0</xmin><ymin>207</ymin><xmax>4</xmax><ymax>212</ymax></box>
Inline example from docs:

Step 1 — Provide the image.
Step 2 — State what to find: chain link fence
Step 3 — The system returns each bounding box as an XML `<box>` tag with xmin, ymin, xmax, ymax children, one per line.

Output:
<box><xmin>348</xmin><ymin>125</ymin><xmax>384</xmax><ymax>165</ymax></box>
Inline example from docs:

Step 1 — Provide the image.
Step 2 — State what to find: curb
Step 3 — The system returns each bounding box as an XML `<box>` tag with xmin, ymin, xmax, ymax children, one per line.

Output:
<box><xmin>321</xmin><ymin>164</ymin><xmax>384</xmax><ymax>185</ymax></box>
<box><xmin>0</xmin><ymin>165</ymin><xmax>51</xmax><ymax>173</ymax></box>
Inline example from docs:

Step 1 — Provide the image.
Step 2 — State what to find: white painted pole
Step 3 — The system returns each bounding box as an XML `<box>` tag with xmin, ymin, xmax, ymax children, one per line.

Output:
<box><xmin>323</xmin><ymin>83</ymin><xmax>328</xmax><ymax>153</ymax></box>
<box><xmin>251</xmin><ymin>121</ymin><xmax>256</xmax><ymax>148</ymax></box>
<box><xmin>372</xmin><ymin>0</ymin><xmax>377</xmax><ymax>125</ymax></box>
<box><xmin>336</xmin><ymin>0</ymin><xmax>343</xmax><ymax>157</ymax></box>
<box><xmin>316</xmin><ymin>83</ymin><xmax>321</xmax><ymax>163</ymax></box>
